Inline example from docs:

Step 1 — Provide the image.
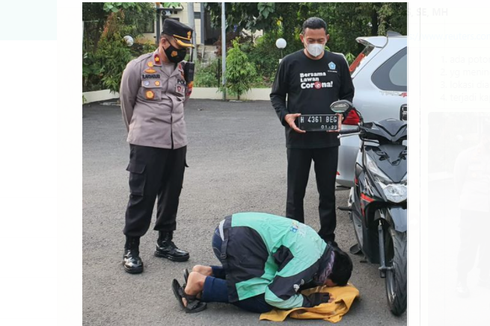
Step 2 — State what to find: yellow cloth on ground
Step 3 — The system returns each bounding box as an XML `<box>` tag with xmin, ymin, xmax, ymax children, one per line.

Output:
<box><xmin>259</xmin><ymin>284</ymin><xmax>360</xmax><ymax>323</ymax></box>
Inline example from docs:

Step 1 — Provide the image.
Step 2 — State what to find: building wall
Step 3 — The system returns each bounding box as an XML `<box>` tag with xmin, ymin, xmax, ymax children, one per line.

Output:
<box><xmin>173</xmin><ymin>2</ymin><xmax>202</xmax><ymax>44</ymax></box>
<box><xmin>139</xmin><ymin>3</ymin><xmax>263</xmax><ymax>46</ymax></box>
<box><xmin>141</xmin><ymin>3</ymin><xmax>203</xmax><ymax>45</ymax></box>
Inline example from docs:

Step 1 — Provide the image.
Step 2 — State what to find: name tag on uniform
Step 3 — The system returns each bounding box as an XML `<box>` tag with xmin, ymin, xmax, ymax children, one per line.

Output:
<box><xmin>142</xmin><ymin>74</ymin><xmax>161</xmax><ymax>79</ymax></box>
<box><xmin>296</xmin><ymin>114</ymin><xmax>341</xmax><ymax>131</ymax></box>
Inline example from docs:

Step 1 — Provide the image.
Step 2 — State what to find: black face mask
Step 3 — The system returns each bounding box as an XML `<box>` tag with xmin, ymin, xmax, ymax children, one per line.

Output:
<box><xmin>164</xmin><ymin>42</ymin><xmax>187</xmax><ymax>63</ymax></box>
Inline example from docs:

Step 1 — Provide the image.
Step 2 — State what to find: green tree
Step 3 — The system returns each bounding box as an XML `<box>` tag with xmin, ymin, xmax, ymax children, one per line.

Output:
<box><xmin>205</xmin><ymin>2</ymin><xmax>310</xmax><ymax>51</ymax></box>
<box><xmin>224</xmin><ymin>39</ymin><xmax>257</xmax><ymax>100</ymax></box>
<box><xmin>205</xmin><ymin>2</ymin><xmax>407</xmax><ymax>57</ymax></box>
<box><xmin>203</xmin><ymin>2</ymin><xmax>406</xmax><ymax>89</ymax></box>
<box><xmin>83</xmin><ymin>2</ymin><xmax>156</xmax><ymax>92</ymax></box>
<box><xmin>97</xmin><ymin>10</ymin><xmax>133</xmax><ymax>93</ymax></box>
<box><xmin>103</xmin><ymin>2</ymin><xmax>158</xmax><ymax>37</ymax></box>
<box><xmin>83</xmin><ymin>2</ymin><xmax>154</xmax><ymax>54</ymax></box>
<box><xmin>317</xmin><ymin>3</ymin><xmax>407</xmax><ymax>55</ymax></box>
<box><xmin>243</xmin><ymin>32</ymin><xmax>282</xmax><ymax>87</ymax></box>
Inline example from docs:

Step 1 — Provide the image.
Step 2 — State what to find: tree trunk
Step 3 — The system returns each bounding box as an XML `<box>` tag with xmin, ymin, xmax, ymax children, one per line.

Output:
<box><xmin>371</xmin><ymin>10</ymin><xmax>378</xmax><ymax>36</ymax></box>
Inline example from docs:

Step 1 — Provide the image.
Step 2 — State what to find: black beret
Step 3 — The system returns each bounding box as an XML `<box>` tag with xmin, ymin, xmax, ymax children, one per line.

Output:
<box><xmin>162</xmin><ymin>19</ymin><xmax>194</xmax><ymax>48</ymax></box>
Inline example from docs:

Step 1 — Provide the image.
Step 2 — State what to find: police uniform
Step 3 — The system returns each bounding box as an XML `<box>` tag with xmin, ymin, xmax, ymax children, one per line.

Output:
<box><xmin>119</xmin><ymin>19</ymin><xmax>194</xmax><ymax>274</ymax></box>
<box><xmin>120</xmin><ymin>50</ymin><xmax>190</xmax><ymax>148</ymax></box>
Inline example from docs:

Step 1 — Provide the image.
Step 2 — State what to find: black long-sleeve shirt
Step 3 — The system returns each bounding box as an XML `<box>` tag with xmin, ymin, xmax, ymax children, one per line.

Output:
<box><xmin>270</xmin><ymin>50</ymin><xmax>355</xmax><ymax>148</ymax></box>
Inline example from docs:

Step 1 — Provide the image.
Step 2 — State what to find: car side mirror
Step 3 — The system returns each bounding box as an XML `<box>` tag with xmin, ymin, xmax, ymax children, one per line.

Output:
<box><xmin>330</xmin><ymin>100</ymin><xmax>353</xmax><ymax>114</ymax></box>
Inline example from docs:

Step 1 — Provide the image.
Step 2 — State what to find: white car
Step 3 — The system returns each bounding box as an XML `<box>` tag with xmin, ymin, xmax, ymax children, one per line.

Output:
<box><xmin>337</xmin><ymin>32</ymin><xmax>407</xmax><ymax>187</ymax></box>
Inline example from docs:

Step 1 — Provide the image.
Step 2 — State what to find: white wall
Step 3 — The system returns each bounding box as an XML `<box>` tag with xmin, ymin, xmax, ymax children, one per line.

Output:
<box><xmin>83</xmin><ymin>90</ymin><xmax>119</xmax><ymax>103</ymax></box>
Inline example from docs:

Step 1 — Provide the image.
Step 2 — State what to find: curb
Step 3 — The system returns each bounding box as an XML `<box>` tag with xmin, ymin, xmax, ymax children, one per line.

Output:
<box><xmin>83</xmin><ymin>88</ymin><xmax>271</xmax><ymax>104</ymax></box>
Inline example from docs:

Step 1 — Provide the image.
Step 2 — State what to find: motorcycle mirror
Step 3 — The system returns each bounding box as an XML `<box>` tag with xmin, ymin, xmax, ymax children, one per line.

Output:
<box><xmin>400</xmin><ymin>104</ymin><xmax>407</xmax><ymax>121</ymax></box>
<box><xmin>330</xmin><ymin>100</ymin><xmax>353</xmax><ymax>113</ymax></box>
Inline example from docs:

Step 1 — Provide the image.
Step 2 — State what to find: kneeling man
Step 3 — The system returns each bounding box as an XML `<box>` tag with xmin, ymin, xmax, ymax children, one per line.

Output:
<box><xmin>172</xmin><ymin>212</ymin><xmax>353</xmax><ymax>313</ymax></box>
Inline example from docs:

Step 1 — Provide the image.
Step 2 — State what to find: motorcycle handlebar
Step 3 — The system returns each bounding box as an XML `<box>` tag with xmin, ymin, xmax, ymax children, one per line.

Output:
<box><xmin>338</xmin><ymin>126</ymin><xmax>360</xmax><ymax>134</ymax></box>
<box><xmin>337</xmin><ymin>126</ymin><xmax>360</xmax><ymax>139</ymax></box>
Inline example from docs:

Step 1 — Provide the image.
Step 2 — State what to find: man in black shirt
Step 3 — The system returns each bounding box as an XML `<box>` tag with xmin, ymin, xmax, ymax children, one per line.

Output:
<box><xmin>270</xmin><ymin>17</ymin><xmax>354</xmax><ymax>245</ymax></box>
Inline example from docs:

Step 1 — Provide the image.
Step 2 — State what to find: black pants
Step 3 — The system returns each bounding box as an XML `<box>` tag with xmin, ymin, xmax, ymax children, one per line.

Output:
<box><xmin>286</xmin><ymin>147</ymin><xmax>338</xmax><ymax>243</ymax></box>
<box><xmin>200</xmin><ymin>228</ymin><xmax>273</xmax><ymax>313</ymax></box>
<box><xmin>123</xmin><ymin>144</ymin><xmax>186</xmax><ymax>238</ymax></box>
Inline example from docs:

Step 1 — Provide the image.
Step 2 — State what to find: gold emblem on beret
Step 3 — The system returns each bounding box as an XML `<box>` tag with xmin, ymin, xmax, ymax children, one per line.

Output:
<box><xmin>171</xmin><ymin>51</ymin><xmax>178</xmax><ymax>57</ymax></box>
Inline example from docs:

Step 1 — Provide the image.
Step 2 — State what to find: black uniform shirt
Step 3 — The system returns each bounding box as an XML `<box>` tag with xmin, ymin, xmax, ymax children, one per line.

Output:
<box><xmin>270</xmin><ymin>49</ymin><xmax>355</xmax><ymax>148</ymax></box>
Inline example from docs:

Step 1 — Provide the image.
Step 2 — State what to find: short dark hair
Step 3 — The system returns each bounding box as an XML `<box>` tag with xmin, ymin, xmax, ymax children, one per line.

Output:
<box><xmin>329</xmin><ymin>247</ymin><xmax>353</xmax><ymax>286</ymax></box>
<box><xmin>302</xmin><ymin>17</ymin><xmax>327</xmax><ymax>34</ymax></box>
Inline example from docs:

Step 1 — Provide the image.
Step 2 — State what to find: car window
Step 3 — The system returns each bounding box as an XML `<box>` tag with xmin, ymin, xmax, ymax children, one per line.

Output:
<box><xmin>371</xmin><ymin>47</ymin><xmax>407</xmax><ymax>91</ymax></box>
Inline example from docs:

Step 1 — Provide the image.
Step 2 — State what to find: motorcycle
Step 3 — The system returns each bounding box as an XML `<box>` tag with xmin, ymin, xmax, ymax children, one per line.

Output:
<box><xmin>331</xmin><ymin>100</ymin><xmax>407</xmax><ymax>316</ymax></box>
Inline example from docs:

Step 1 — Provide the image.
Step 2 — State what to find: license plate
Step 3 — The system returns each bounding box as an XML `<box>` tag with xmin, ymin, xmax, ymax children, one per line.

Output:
<box><xmin>296</xmin><ymin>114</ymin><xmax>341</xmax><ymax>131</ymax></box>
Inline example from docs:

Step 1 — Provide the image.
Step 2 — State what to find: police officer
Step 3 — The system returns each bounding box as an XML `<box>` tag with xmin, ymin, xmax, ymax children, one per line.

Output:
<box><xmin>119</xmin><ymin>19</ymin><xmax>195</xmax><ymax>274</ymax></box>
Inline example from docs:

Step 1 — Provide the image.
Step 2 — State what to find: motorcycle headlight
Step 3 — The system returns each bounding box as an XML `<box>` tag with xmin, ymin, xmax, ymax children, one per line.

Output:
<box><xmin>378</xmin><ymin>183</ymin><xmax>407</xmax><ymax>203</ymax></box>
<box><xmin>365</xmin><ymin>155</ymin><xmax>407</xmax><ymax>203</ymax></box>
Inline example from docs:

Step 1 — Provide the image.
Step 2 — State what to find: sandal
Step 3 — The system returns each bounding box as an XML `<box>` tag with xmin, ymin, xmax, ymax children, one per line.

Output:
<box><xmin>183</xmin><ymin>268</ymin><xmax>189</xmax><ymax>287</ymax></box>
<box><xmin>171</xmin><ymin>279</ymin><xmax>207</xmax><ymax>313</ymax></box>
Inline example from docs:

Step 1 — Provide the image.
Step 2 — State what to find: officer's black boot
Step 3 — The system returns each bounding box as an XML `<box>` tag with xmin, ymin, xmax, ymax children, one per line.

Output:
<box><xmin>123</xmin><ymin>236</ymin><xmax>144</xmax><ymax>274</ymax></box>
<box><xmin>155</xmin><ymin>231</ymin><xmax>190</xmax><ymax>262</ymax></box>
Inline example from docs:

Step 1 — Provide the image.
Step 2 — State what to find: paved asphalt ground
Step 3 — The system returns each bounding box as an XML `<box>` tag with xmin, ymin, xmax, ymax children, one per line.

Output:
<box><xmin>83</xmin><ymin>99</ymin><xmax>406</xmax><ymax>325</ymax></box>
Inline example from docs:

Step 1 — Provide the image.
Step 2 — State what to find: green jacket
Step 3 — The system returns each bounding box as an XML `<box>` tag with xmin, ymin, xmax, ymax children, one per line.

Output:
<box><xmin>220</xmin><ymin>212</ymin><xmax>332</xmax><ymax>309</ymax></box>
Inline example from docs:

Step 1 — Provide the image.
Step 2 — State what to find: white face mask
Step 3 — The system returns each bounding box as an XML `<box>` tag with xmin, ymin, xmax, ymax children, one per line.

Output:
<box><xmin>306</xmin><ymin>43</ymin><xmax>325</xmax><ymax>57</ymax></box>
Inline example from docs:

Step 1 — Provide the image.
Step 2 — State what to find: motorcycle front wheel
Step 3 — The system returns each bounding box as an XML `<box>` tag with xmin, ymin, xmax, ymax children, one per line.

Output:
<box><xmin>384</xmin><ymin>227</ymin><xmax>407</xmax><ymax>316</ymax></box>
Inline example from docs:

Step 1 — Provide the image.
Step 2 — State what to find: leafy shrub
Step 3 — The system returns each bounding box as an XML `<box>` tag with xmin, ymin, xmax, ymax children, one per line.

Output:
<box><xmin>195</xmin><ymin>58</ymin><xmax>221</xmax><ymax>88</ymax></box>
<box><xmin>224</xmin><ymin>39</ymin><xmax>257</xmax><ymax>99</ymax></box>
<box><xmin>345</xmin><ymin>52</ymin><xmax>356</xmax><ymax>65</ymax></box>
<box><xmin>97</xmin><ymin>10</ymin><xmax>133</xmax><ymax>93</ymax></box>
<box><xmin>244</xmin><ymin>31</ymin><xmax>304</xmax><ymax>88</ymax></box>
<box><xmin>82</xmin><ymin>2</ymin><xmax>155</xmax><ymax>92</ymax></box>
<box><xmin>83</xmin><ymin>52</ymin><xmax>103</xmax><ymax>92</ymax></box>
<box><xmin>130</xmin><ymin>38</ymin><xmax>156</xmax><ymax>58</ymax></box>
<box><xmin>245</xmin><ymin>33</ymin><xmax>281</xmax><ymax>87</ymax></box>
